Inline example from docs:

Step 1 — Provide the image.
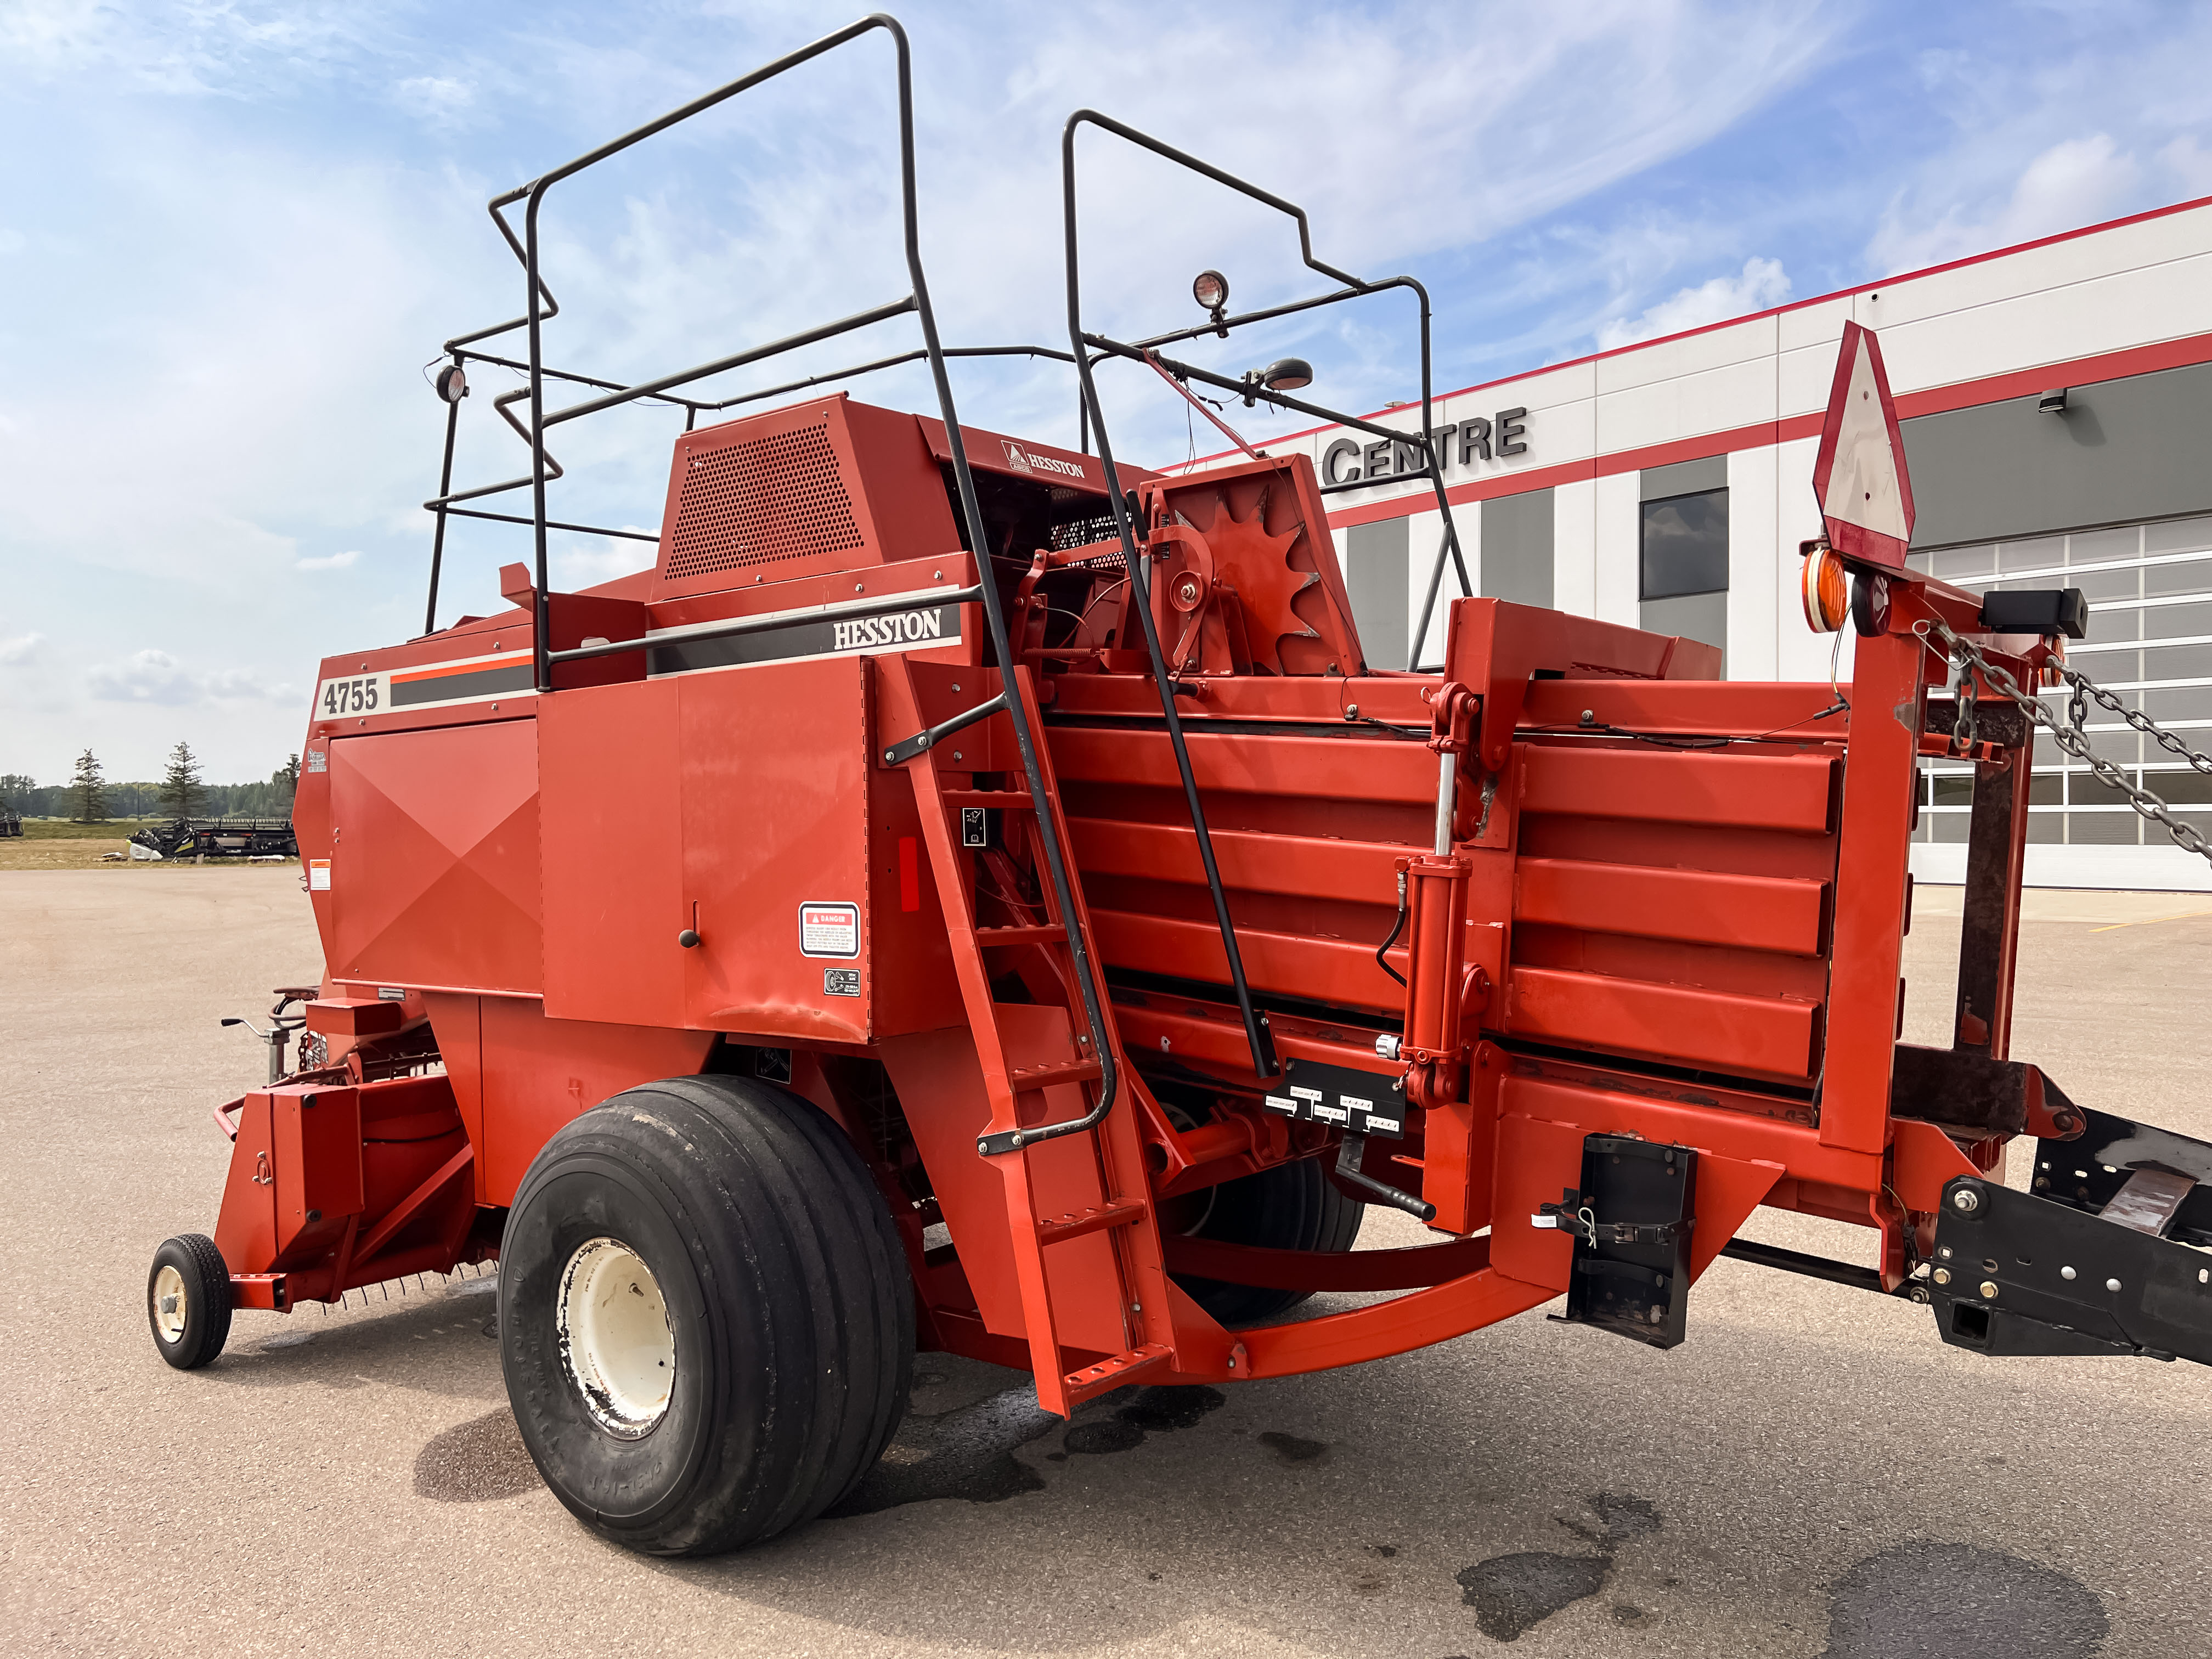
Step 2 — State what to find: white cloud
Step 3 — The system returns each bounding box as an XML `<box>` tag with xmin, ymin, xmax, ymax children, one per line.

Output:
<box><xmin>296</xmin><ymin>548</ymin><xmax>361</xmax><ymax>571</ymax></box>
<box><xmin>2161</xmin><ymin>135</ymin><xmax>2212</xmax><ymax>196</ymax></box>
<box><xmin>87</xmin><ymin>648</ymin><xmax>292</xmax><ymax>707</ymax></box>
<box><xmin>1596</xmin><ymin>256</ymin><xmax>1791</xmax><ymax>351</ymax></box>
<box><xmin>552</xmin><ymin>539</ymin><xmax>657</xmax><ymax>591</ymax></box>
<box><xmin>394</xmin><ymin>75</ymin><xmax>477</xmax><ymax>134</ymax></box>
<box><xmin>0</xmin><ymin>631</ymin><xmax>46</xmax><ymax>665</ymax></box>
<box><xmin>0</xmin><ymin>0</ymin><xmax>380</xmax><ymax>96</ymax></box>
<box><xmin>1870</xmin><ymin>133</ymin><xmax>2143</xmax><ymax>274</ymax></box>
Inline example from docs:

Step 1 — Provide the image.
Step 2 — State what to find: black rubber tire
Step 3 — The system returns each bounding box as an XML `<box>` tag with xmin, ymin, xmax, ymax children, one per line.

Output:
<box><xmin>500</xmin><ymin>1075</ymin><xmax>913</xmax><ymax>1556</ymax></box>
<box><xmin>148</xmin><ymin>1234</ymin><xmax>233</xmax><ymax>1370</ymax></box>
<box><xmin>1169</xmin><ymin>1155</ymin><xmax>1364</xmax><ymax>1327</ymax></box>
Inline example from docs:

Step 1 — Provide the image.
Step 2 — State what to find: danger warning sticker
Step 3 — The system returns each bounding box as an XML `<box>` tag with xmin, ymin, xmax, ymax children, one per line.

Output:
<box><xmin>799</xmin><ymin>902</ymin><xmax>860</xmax><ymax>958</ymax></box>
<box><xmin>308</xmin><ymin>859</ymin><xmax>331</xmax><ymax>892</ymax></box>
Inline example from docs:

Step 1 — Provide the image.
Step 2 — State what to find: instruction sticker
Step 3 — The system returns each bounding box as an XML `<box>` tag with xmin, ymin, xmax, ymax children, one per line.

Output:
<box><xmin>823</xmin><ymin>968</ymin><xmax>861</xmax><ymax>997</ymax></box>
<box><xmin>799</xmin><ymin>902</ymin><xmax>860</xmax><ymax>958</ymax></box>
<box><xmin>308</xmin><ymin>859</ymin><xmax>331</xmax><ymax>891</ymax></box>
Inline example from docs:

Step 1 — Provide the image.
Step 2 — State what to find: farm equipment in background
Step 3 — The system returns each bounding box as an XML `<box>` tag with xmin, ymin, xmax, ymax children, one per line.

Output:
<box><xmin>145</xmin><ymin>15</ymin><xmax>2212</xmax><ymax>1561</ymax></box>
<box><xmin>129</xmin><ymin>817</ymin><xmax>298</xmax><ymax>861</ymax></box>
<box><xmin>0</xmin><ymin>808</ymin><xmax>19</xmax><ymax>838</ymax></box>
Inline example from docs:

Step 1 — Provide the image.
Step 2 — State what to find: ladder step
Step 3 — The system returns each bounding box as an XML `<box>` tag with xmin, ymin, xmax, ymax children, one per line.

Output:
<box><xmin>975</xmin><ymin>923</ymin><xmax>1066</xmax><ymax>947</ymax></box>
<box><xmin>1005</xmin><ymin>1056</ymin><xmax>1104</xmax><ymax>1091</ymax></box>
<box><xmin>940</xmin><ymin>789</ymin><xmax>1039</xmax><ymax>810</ymax></box>
<box><xmin>1064</xmin><ymin>1342</ymin><xmax>1173</xmax><ymax>1407</ymax></box>
<box><xmin>1036</xmin><ymin>1201</ymin><xmax>1146</xmax><ymax>1246</ymax></box>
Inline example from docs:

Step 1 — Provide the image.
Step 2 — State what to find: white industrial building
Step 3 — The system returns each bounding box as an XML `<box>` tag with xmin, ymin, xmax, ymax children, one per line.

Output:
<box><xmin>1194</xmin><ymin>196</ymin><xmax>2212</xmax><ymax>892</ymax></box>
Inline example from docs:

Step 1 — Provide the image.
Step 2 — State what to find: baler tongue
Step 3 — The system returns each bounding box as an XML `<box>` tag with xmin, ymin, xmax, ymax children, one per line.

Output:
<box><xmin>1929</xmin><ymin>1107</ymin><xmax>2212</xmax><ymax>1365</ymax></box>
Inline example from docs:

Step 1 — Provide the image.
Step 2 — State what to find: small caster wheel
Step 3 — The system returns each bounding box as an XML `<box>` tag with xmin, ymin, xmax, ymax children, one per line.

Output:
<box><xmin>148</xmin><ymin>1234</ymin><xmax>233</xmax><ymax>1370</ymax></box>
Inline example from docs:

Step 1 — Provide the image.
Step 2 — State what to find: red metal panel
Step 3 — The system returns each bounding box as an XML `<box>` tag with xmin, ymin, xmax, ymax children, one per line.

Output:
<box><xmin>1423</xmin><ymin>1041</ymin><xmax>1504</xmax><ymax>1235</ymax></box>
<box><xmin>1090</xmin><ymin>909</ymin><xmax>1404</xmax><ymax>1013</ymax></box>
<box><xmin>326</xmin><ymin>720</ymin><xmax>542</xmax><ymax>994</ymax></box>
<box><xmin>879</xmin><ymin>1026</ymin><xmax>1028</xmax><ymax>1344</ymax></box>
<box><xmin>1048</xmin><ymin>726</ymin><xmax>1438</xmax><ymax>804</ymax></box>
<box><xmin>1066</xmin><ymin>816</ymin><xmax>1402</xmax><ymax>901</ymax></box>
<box><xmin>1820</xmin><ymin>631</ymin><xmax>1926</xmax><ymax>1154</ymax></box>
<box><xmin>1890</xmin><ymin>1120</ymin><xmax>1983</xmax><ymax>1213</ymax></box>
<box><xmin>476</xmin><ymin>998</ymin><xmax>716</xmax><ymax>1206</ymax></box>
<box><xmin>678</xmin><ymin>657</ymin><xmax>873</xmax><ymax>1041</ymax></box>
<box><xmin>421</xmin><ymin>992</ymin><xmax>488</xmax><ymax>1204</ymax></box>
<box><xmin>652</xmin><ymin>396</ymin><xmax>964</xmax><ymax>601</ymax></box>
<box><xmin>1521</xmin><ymin>677</ymin><xmax>1848</xmax><ymax>737</ymax></box>
<box><xmin>1505</xmin><ymin>966</ymin><xmax>1819</xmax><ymax>1078</ymax></box>
<box><xmin>213</xmin><ymin>1093</ymin><xmax>278</xmax><ymax>1275</ymax></box>
<box><xmin>1504</xmin><ymin>1071</ymin><xmax>1872</xmax><ymax>1183</ymax></box>
<box><xmin>272</xmin><ymin>1087</ymin><xmax>364</xmax><ymax>1255</ymax></box>
<box><xmin>303</xmin><ymin>997</ymin><xmax>407</xmax><ymax>1037</ymax></box>
<box><xmin>1515</xmin><ymin>857</ymin><xmax>1827</xmax><ymax>956</ymax></box>
<box><xmin>1682</xmin><ymin>1154</ymin><xmax>1786</xmax><ymax>1282</ymax></box>
<box><xmin>539</xmin><ymin>678</ymin><xmax>686</xmax><ymax>1027</ymax></box>
<box><xmin>1487</xmin><ymin>1112</ymin><xmax>1589</xmax><ymax>1292</ymax></box>
<box><xmin>1232</xmin><ymin>1269</ymin><xmax>1557</xmax><ymax>1380</ymax></box>
<box><xmin>1520</xmin><ymin>744</ymin><xmax>1837</xmax><ymax>834</ymax></box>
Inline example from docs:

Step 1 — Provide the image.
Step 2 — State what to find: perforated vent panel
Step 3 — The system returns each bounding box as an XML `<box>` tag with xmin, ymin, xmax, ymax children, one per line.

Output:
<box><xmin>662</xmin><ymin>423</ymin><xmax>864</xmax><ymax>580</ymax></box>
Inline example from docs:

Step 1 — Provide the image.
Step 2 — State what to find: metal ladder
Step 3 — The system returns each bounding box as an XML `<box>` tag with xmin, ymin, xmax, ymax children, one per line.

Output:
<box><xmin>900</xmin><ymin>664</ymin><xmax>1177</xmax><ymax>1415</ymax></box>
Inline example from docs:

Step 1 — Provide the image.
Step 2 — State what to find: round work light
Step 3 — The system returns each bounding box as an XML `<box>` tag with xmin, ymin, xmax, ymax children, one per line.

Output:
<box><xmin>1799</xmin><ymin>540</ymin><xmax>1847</xmax><ymax>633</ymax></box>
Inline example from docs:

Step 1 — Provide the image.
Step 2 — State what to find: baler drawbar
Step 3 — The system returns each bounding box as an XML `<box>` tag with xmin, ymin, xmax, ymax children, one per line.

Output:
<box><xmin>146</xmin><ymin>14</ymin><xmax>2212</xmax><ymax>1558</ymax></box>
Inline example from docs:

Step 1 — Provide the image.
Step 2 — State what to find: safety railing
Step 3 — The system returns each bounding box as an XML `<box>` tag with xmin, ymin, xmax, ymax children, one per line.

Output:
<box><xmin>417</xmin><ymin>13</ymin><xmax>1124</xmax><ymax>1150</ymax></box>
<box><xmin>1059</xmin><ymin>110</ymin><xmax>1475</xmax><ymax>1080</ymax></box>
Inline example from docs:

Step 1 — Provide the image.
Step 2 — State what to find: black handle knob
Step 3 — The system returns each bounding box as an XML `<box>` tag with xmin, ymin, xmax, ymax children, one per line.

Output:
<box><xmin>677</xmin><ymin>928</ymin><xmax>701</xmax><ymax>949</ymax></box>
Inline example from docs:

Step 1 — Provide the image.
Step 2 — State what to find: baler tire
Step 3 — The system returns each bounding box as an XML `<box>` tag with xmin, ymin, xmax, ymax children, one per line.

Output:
<box><xmin>148</xmin><ymin>1234</ymin><xmax>233</xmax><ymax>1370</ymax></box>
<box><xmin>499</xmin><ymin>1075</ymin><xmax>912</xmax><ymax>1557</ymax></box>
<box><xmin>1169</xmin><ymin>1154</ymin><xmax>1364</xmax><ymax>1327</ymax></box>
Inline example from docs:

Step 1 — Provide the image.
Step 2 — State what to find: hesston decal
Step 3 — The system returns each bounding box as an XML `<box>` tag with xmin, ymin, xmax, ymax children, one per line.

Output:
<box><xmin>648</xmin><ymin>600</ymin><xmax>962</xmax><ymax>678</ymax></box>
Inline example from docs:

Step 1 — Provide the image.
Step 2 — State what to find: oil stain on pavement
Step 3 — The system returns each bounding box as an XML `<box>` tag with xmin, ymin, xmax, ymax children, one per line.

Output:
<box><xmin>1063</xmin><ymin>1385</ymin><xmax>1224</xmax><ymax>1454</ymax></box>
<box><xmin>827</xmin><ymin>1386</ymin><xmax>1058</xmax><ymax>1515</ymax></box>
<box><xmin>829</xmin><ymin>1382</ymin><xmax>1227</xmax><ymax>1515</ymax></box>
<box><xmin>1456</xmin><ymin>1493</ymin><xmax>1661</xmax><ymax>1642</ymax></box>
<box><xmin>1820</xmin><ymin>1542</ymin><xmax>2108</xmax><ymax>1657</ymax></box>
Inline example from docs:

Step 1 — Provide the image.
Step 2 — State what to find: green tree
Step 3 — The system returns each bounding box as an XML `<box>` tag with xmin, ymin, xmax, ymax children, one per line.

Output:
<box><xmin>0</xmin><ymin>773</ymin><xmax>33</xmax><ymax>813</ymax></box>
<box><xmin>159</xmin><ymin>741</ymin><xmax>205</xmax><ymax>821</ymax></box>
<box><xmin>272</xmin><ymin>753</ymin><xmax>301</xmax><ymax>811</ymax></box>
<box><xmin>69</xmin><ymin>750</ymin><xmax>108</xmax><ymax>823</ymax></box>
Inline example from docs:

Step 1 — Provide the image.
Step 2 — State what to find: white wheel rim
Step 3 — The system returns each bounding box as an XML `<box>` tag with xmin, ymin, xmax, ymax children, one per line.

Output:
<box><xmin>556</xmin><ymin>1237</ymin><xmax>675</xmax><ymax>1438</ymax></box>
<box><xmin>153</xmin><ymin>1263</ymin><xmax>188</xmax><ymax>1344</ymax></box>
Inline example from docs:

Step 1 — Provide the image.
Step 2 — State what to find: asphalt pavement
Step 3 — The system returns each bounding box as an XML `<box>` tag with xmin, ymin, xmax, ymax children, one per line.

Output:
<box><xmin>2</xmin><ymin>868</ymin><xmax>2208</xmax><ymax>1657</ymax></box>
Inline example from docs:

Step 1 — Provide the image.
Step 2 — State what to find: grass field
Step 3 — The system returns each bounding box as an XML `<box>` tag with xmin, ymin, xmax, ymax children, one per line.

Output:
<box><xmin>13</xmin><ymin>818</ymin><xmax>166</xmax><ymax>839</ymax></box>
<box><xmin>0</xmin><ymin>821</ymin><xmax>296</xmax><ymax>871</ymax></box>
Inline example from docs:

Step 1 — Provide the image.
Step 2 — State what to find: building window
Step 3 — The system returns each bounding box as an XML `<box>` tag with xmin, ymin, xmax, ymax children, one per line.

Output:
<box><xmin>1481</xmin><ymin>488</ymin><xmax>1554</xmax><ymax>610</ymax></box>
<box><xmin>1342</xmin><ymin>516</ymin><xmax>1409</xmax><ymax>671</ymax></box>
<box><xmin>1639</xmin><ymin>486</ymin><xmax>1728</xmax><ymax>667</ymax></box>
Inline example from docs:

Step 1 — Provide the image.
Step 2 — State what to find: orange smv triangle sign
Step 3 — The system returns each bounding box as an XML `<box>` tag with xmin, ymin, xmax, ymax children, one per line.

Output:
<box><xmin>1811</xmin><ymin>320</ymin><xmax>1916</xmax><ymax>570</ymax></box>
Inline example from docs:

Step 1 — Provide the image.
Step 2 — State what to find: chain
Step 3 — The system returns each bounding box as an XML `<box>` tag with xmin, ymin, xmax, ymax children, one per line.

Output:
<box><xmin>1918</xmin><ymin>617</ymin><xmax>2211</xmax><ymax>864</ymax></box>
<box><xmin>2059</xmin><ymin>663</ymin><xmax>2212</xmax><ymax>775</ymax></box>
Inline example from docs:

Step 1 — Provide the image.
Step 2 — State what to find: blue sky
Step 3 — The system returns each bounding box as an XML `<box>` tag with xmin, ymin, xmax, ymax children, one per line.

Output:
<box><xmin>4</xmin><ymin>0</ymin><xmax>2211</xmax><ymax>782</ymax></box>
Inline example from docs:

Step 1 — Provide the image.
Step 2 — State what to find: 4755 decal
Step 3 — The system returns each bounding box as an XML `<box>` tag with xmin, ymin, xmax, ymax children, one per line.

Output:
<box><xmin>319</xmin><ymin>674</ymin><xmax>384</xmax><ymax>716</ymax></box>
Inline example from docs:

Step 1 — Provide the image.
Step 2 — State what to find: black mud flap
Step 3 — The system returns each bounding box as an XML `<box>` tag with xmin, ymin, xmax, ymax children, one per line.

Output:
<box><xmin>1928</xmin><ymin>1173</ymin><xmax>2212</xmax><ymax>1365</ymax></box>
<box><xmin>1539</xmin><ymin>1136</ymin><xmax>1697</xmax><ymax>1350</ymax></box>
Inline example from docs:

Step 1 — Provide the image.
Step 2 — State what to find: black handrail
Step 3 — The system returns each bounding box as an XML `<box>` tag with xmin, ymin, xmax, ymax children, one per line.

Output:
<box><xmin>448</xmin><ymin>14</ymin><xmax>1122</xmax><ymax>1160</ymax></box>
<box><xmin>420</xmin><ymin>341</ymin><xmax>1078</xmax><ymax>631</ymax></box>
<box><xmin>1061</xmin><ymin>110</ymin><xmax>1475</xmax><ymax>1078</ymax></box>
